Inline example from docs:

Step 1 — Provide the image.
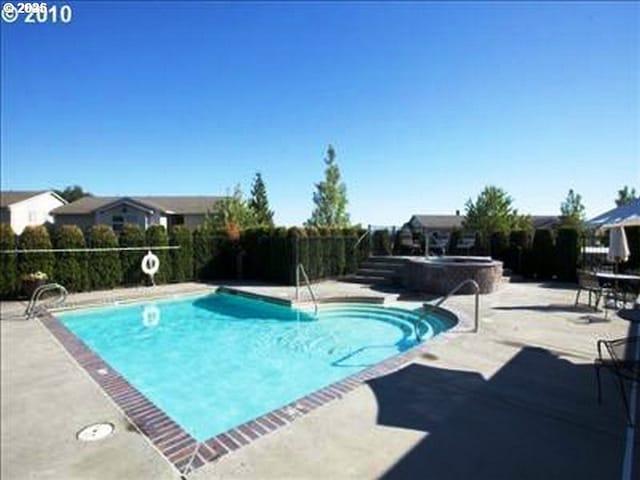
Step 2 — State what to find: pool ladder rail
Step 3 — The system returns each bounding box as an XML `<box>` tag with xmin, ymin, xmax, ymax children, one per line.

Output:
<box><xmin>419</xmin><ymin>278</ymin><xmax>480</xmax><ymax>339</ymax></box>
<box><xmin>295</xmin><ymin>263</ymin><xmax>318</xmax><ymax>315</ymax></box>
<box><xmin>24</xmin><ymin>283</ymin><xmax>68</xmax><ymax>320</ymax></box>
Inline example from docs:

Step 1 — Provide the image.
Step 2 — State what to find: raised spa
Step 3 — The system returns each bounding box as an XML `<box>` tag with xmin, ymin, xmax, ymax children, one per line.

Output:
<box><xmin>403</xmin><ymin>256</ymin><xmax>503</xmax><ymax>295</ymax></box>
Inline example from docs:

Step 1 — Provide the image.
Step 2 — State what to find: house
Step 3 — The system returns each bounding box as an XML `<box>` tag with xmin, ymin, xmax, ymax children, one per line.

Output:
<box><xmin>407</xmin><ymin>212</ymin><xmax>561</xmax><ymax>234</ymax></box>
<box><xmin>52</xmin><ymin>195</ymin><xmax>224</xmax><ymax>232</ymax></box>
<box><xmin>0</xmin><ymin>190</ymin><xmax>67</xmax><ymax>234</ymax></box>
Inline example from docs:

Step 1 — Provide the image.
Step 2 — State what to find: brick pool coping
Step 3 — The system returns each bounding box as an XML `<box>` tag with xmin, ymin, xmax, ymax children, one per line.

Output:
<box><xmin>39</xmin><ymin>295</ymin><xmax>466</xmax><ymax>476</ymax></box>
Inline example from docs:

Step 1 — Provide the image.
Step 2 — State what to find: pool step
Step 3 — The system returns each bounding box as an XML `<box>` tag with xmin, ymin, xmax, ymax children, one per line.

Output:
<box><xmin>343</xmin><ymin>256</ymin><xmax>409</xmax><ymax>286</ymax></box>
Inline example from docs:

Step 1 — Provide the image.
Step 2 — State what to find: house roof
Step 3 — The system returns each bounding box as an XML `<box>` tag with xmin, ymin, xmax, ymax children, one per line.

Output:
<box><xmin>409</xmin><ymin>214</ymin><xmax>561</xmax><ymax>230</ymax></box>
<box><xmin>409</xmin><ymin>215</ymin><xmax>464</xmax><ymax>230</ymax></box>
<box><xmin>0</xmin><ymin>190</ymin><xmax>64</xmax><ymax>208</ymax></box>
<box><xmin>52</xmin><ymin>195</ymin><xmax>224</xmax><ymax>215</ymax></box>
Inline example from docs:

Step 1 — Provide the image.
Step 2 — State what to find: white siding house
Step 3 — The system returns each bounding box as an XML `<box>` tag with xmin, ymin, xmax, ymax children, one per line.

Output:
<box><xmin>0</xmin><ymin>191</ymin><xmax>67</xmax><ymax>234</ymax></box>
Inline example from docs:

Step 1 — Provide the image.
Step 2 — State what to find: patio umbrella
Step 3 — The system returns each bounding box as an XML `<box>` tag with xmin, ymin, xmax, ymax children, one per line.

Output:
<box><xmin>607</xmin><ymin>226</ymin><xmax>630</xmax><ymax>265</ymax></box>
<box><xmin>586</xmin><ymin>198</ymin><xmax>640</xmax><ymax>230</ymax></box>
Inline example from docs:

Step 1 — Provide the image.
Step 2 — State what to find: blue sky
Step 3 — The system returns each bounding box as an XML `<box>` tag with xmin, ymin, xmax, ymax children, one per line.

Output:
<box><xmin>1</xmin><ymin>1</ymin><xmax>638</xmax><ymax>226</ymax></box>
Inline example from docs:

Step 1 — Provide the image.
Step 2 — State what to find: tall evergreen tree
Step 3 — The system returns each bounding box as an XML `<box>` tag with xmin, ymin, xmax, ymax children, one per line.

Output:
<box><xmin>306</xmin><ymin>145</ymin><xmax>350</xmax><ymax>228</ymax></box>
<box><xmin>560</xmin><ymin>189</ymin><xmax>586</xmax><ymax>229</ymax></box>
<box><xmin>615</xmin><ymin>186</ymin><xmax>637</xmax><ymax>206</ymax></box>
<box><xmin>249</xmin><ymin>173</ymin><xmax>274</xmax><ymax>227</ymax></box>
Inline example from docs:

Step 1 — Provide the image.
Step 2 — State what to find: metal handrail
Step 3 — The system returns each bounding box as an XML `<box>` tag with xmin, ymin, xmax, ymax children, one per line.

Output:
<box><xmin>419</xmin><ymin>279</ymin><xmax>480</xmax><ymax>338</ymax></box>
<box><xmin>295</xmin><ymin>263</ymin><xmax>318</xmax><ymax>315</ymax></box>
<box><xmin>25</xmin><ymin>283</ymin><xmax>68</xmax><ymax>319</ymax></box>
<box><xmin>353</xmin><ymin>229</ymin><xmax>370</xmax><ymax>250</ymax></box>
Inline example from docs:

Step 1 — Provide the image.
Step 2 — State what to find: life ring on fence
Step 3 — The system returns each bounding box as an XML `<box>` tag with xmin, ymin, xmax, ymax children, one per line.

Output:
<box><xmin>142</xmin><ymin>305</ymin><xmax>160</xmax><ymax>327</ymax></box>
<box><xmin>141</xmin><ymin>251</ymin><xmax>160</xmax><ymax>276</ymax></box>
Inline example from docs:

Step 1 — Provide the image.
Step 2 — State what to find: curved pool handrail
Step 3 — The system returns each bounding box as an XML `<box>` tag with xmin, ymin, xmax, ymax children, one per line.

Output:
<box><xmin>421</xmin><ymin>279</ymin><xmax>479</xmax><ymax>337</ymax></box>
<box><xmin>24</xmin><ymin>283</ymin><xmax>68</xmax><ymax>319</ymax></box>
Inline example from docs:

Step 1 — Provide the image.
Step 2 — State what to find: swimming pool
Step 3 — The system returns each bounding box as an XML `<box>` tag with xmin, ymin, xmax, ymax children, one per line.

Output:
<box><xmin>55</xmin><ymin>292</ymin><xmax>454</xmax><ymax>463</ymax></box>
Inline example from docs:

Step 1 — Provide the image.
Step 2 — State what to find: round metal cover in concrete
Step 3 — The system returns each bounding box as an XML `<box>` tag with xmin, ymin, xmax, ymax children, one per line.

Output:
<box><xmin>76</xmin><ymin>422</ymin><xmax>114</xmax><ymax>442</ymax></box>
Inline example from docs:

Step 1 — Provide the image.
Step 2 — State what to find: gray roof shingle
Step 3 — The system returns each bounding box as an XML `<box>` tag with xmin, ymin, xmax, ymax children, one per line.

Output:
<box><xmin>52</xmin><ymin>195</ymin><xmax>224</xmax><ymax>215</ymax></box>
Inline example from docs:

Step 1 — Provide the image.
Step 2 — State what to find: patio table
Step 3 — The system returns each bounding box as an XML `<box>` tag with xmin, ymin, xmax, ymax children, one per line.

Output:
<box><xmin>596</xmin><ymin>272</ymin><xmax>640</xmax><ymax>307</ymax></box>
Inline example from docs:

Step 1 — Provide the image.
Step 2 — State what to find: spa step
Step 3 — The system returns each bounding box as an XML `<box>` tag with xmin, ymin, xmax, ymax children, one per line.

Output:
<box><xmin>341</xmin><ymin>274</ymin><xmax>392</xmax><ymax>285</ymax></box>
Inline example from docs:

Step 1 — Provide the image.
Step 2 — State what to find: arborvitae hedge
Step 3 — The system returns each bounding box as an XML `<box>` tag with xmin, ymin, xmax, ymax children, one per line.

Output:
<box><xmin>119</xmin><ymin>224</ymin><xmax>146</xmax><ymax>285</ymax></box>
<box><xmin>305</xmin><ymin>227</ymin><xmax>320</xmax><ymax>280</ymax></box>
<box><xmin>170</xmin><ymin>225</ymin><xmax>193</xmax><ymax>283</ymax></box>
<box><xmin>146</xmin><ymin>225</ymin><xmax>171</xmax><ymax>284</ymax></box>
<box><xmin>372</xmin><ymin>230</ymin><xmax>392</xmax><ymax>256</ymax></box>
<box><xmin>531</xmin><ymin>229</ymin><xmax>555</xmax><ymax>279</ymax></box>
<box><xmin>344</xmin><ymin>229</ymin><xmax>358</xmax><ymax>274</ymax></box>
<box><xmin>0</xmin><ymin>224</ymin><xmax>17</xmax><ymax>298</ymax></box>
<box><xmin>52</xmin><ymin>225</ymin><xmax>88</xmax><ymax>292</ymax></box>
<box><xmin>625</xmin><ymin>227</ymin><xmax>640</xmax><ymax>271</ymax></box>
<box><xmin>333</xmin><ymin>228</ymin><xmax>346</xmax><ymax>276</ymax></box>
<box><xmin>193</xmin><ymin>226</ymin><xmax>213</xmax><ymax>280</ymax></box>
<box><xmin>18</xmin><ymin>226</ymin><xmax>55</xmax><ymax>280</ymax></box>
<box><xmin>490</xmin><ymin>231</ymin><xmax>509</xmax><ymax>261</ymax></box>
<box><xmin>448</xmin><ymin>230</ymin><xmax>461</xmax><ymax>255</ymax></box>
<box><xmin>555</xmin><ymin>228</ymin><xmax>579</xmax><ymax>281</ymax></box>
<box><xmin>88</xmin><ymin>225</ymin><xmax>122</xmax><ymax>290</ymax></box>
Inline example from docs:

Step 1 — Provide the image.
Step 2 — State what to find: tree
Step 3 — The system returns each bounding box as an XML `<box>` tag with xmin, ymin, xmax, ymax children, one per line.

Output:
<box><xmin>560</xmin><ymin>189</ymin><xmax>586</xmax><ymax>228</ymax></box>
<box><xmin>205</xmin><ymin>185</ymin><xmax>256</xmax><ymax>238</ymax></box>
<box><xmin>306</xmin><ymin>145</ymin><xmax>350</xmax><ymax>228</ymax></box>
<box><xmin>87</xmin><ymin>225</ymin><xmax>122</xmax><ymax>289</ymax></box>
<box><xmin>54</xmin><ymin>185</ymin><xmax>91</xmax><ymax>203</ymax></box>
<box><xmin>249</xmin><ymin>173</ymin><xmax>274</xmax><ymax>227</ymax></box>
<box><xmin>615</xmin><ymin>186</ymin><xmax>637</xmax><ymax>206</ymax></box>
<box><xmin>52</xmin><ymin>225</ymin><xmax>88</xmax><ymax>292</ymax></box>
<box><xmin>463</xmin><ymin>186</ymin><xmax>521</xmax><ymax>248</ymax></box>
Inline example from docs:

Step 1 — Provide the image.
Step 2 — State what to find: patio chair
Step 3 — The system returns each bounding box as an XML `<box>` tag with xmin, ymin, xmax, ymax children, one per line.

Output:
<box><xmin>595</xmin><ymin>336</ymin><xmax>640</xmax><ymax>426</ymax></box>
<box><xmin>575</xmin><ymin>270</ymin><xmax>604</xmax><ymax>310</ymax></box>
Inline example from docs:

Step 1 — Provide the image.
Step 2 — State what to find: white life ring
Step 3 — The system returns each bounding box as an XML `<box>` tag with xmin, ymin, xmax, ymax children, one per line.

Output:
<box><xmin>142</xmin><ymin>305</ymin><xmax>160</xmax><ymax>327</ymax></box>
<box><xmin>141</xmin><ymin>251</ymin><xmax>160</xmax><ymax>276</ymax></box>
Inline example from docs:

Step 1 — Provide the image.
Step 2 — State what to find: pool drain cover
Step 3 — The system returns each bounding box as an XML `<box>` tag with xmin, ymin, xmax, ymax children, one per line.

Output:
<box><xmin>77</xmin><ymin>422</ymin><xmax>114</xmax><ymax>442</ymax></box>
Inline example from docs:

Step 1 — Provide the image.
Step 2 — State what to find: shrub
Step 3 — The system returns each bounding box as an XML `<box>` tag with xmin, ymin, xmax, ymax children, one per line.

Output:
<box><xmin>18</xmin><ymin>226</ymin><xmax>54</xmax><ymax>281</ymax></box>
<box><xmin>305</xmin><ymin>227</ymin><xmax>320</xmax><ymax>280</ymax></box>
<box><xmin>0</xmin><ymin>224</ymin><xmax>17</xmax><ymax>298</ymax></box>
<box><xmin>170</xmin><ymin>225</ymin><xmax>193</xmax><ymax>283</ymax></box>
<box><xmin>489</xmin><ymin>231</ymin><xmax>509</xmax><ymax>261</ymax></box>
<box><xmin>372</xmin><ymin>230</ymin><xmax>391</xmax><ymax>256</ymax></box>
<box><xmin>119</xmin><ymin>224</ymin><xmax>145</xmax><ymax>285</ymax></box>
<box><xmin>269</xmin><ymin>227</ymin><xmax>289</xmax><ymax>283</ymax></box>
<box><xmin>448</xmin><ymin>229</ymin><xmax>461</xmax><ymax>255</ymax></box>
<box><xmin>52</xmin><ymin>225</ymin><xmax>88</xmax><ymax>292</ymax></box>
<box><xmin>87</xmin><ymin>225</ymin><xmax>122</xmax><ymax>290</ymax></box>
<box><xmin>625</xmin><ymin>226</ymin><xmax>640</xmax><ymax>272</ymax></box>
<box><xmin>333</xmin><ymin>228</ymin><xmax>346</xmax><ymax>276</ymax></box>
<box><xmin>288</xmin><ymin>227</ymin><xmax>308</xmax><ymax>284</ymax></box>
<box><xmin>555</xmin><ymin>227</ymin><xmax>579</xmax><ymax>281</ymax></box>
<box><xmin>146</xmin><ymin>225</ymin><xmax>171</xmax><ymax>284</ymax></box>
<box><xmin>531</xmin><ymin>229</ymin><xmax>555</xmax><ymax>279</ymax></box>
<box><xmin>354</xmin><ymin>228</ymin><xmax>370</xmax><ymax>265</ymax></box>
<box><xmin>193</xmin><ymin>226</ymin><xmax>213</xmax><ymax>280</ymax></box>
<box><xmin>505</xmin><ymin>230</ymin><xmax>531</xmax><ymax>273</ymax></box>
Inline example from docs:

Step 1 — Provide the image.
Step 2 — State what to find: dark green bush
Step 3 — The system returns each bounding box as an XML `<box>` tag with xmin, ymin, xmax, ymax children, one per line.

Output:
<box><xmin>448</xmin><ymin>230</ymin><xmax>461</xmax><ymax>255</ymax></box>
<box><xmin>170</xmin><ymin>225</ymin><xmax>194</xmax><ymax>283</ymax></box>
<box><xmin>333</xmin><ymin>228</ymin><xmax>346</xmax><ymax>276</ymax></box>
<box><xmin>18</xmin><ymin>226</ymin><xmax>55</xmax><ymax>281</ymax></box>
<box><xmin>306</xmin><ymin>227</ymin><xmax>320</xmax><ymax>280</ymax></box>
<box><xmin>288</xmin><ymin>227</ymin><xmax>307</xmax><ymax>284</ymax></box>
<box><xmin>269</xmin><ymin>227</ymin><xmax>289</xmax><ymax>283</ymax></box>
<box><xmin>372</xmin><ymin>230</ymin><xmax>391</xmax><ymax>256</ymax></box>
<box><xmin>52</xmin><ymin>225</ymin><xmax>88</xmax><ymax>292</ymax></box>
<box><xmin>193</xmin><ymin>226</ymin><xmax>213</xmax><ymax>280</ymax></box>
<box><xmin>505</xmin><ymin>230</ymin><xmax>531</xmax><ymax>273</ymax></box>
<box><xmin>146</xmin><ymin>225</ymin><xmax>171</xmax><ymax>284</ymax></box>
<box><xmin>555</xmin><ymin>227</ymin><xmax>579</xmax><ymax>281</ymax></box>
<box><xmin>531</xmin><ymin>229</ymin><xmax>555</xmax><ymax>279</ymax></box>
<box><xmin>0</xmin><ymin>224</ymin><xmax>17</xmax><ymax>298</ymax></box>
<box><xmin>119</xmin><ymin>224</ymin><xmax>145</xmax><ymax>285</ymax></box>
<box><xmin>344</xmin><ymin>229</ymin><xmax>359</xmax><ymax>274</ymax></box>
<box><xmin>354</xmin><ymin>228</ymin><xmax>370</xmax><ymax>265</ymax></box>
<box><xmin>88</xmin><ymin>225</ymin><xmax>122</xmax><ymax>290</ymax></box>
<box><xmin>489</xmin><ymin>231</ymin><xmax>509</xmax><ymax>261</ymax></box>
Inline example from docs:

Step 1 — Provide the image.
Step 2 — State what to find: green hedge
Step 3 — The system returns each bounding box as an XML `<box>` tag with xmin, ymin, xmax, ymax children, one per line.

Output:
<box><xmin>18</xmin><ymin>226</ymin><xmax>55</xmax><ymax>281</ymax></box>
<box><xmin>555</xmin><ymin>228</ymin><xmax>579</xmax><ymax>281</ymax></box>
<box><xmin>531</xmin><ymin>229</ymin><xmax>555</xmax><ymax>279</ymax></box>
<box><xmin>146</xmin><ymin>225</ymin><xmax>171</xmax><ymax>284</ymax></box>
<box><xmin>372</xmin><ymin>230</ymin><xmax>392</xmax><ymax>256</ymax></box>
<box><xmin>52</xmin><ymin>225</ymin><xmax>88</xmax><ymax>292</ymax></box>
<box><xmin>88</xmin><ymin>225</ymin><xmax>122</xmax><ymax>290</ymax></box>
<box><xmin>624</xmin><ymin>226</ymin><xmax>640</xmax><ymax>272</ymax></box>
<box><xmin>0</xmin><ymin>224</ymin><xmax>17</xmax><ymax>298</ymax></box>
<box><xmin>119</xmin><ymin>224</ymin><xmax>145</xmax><ymax>285</ymax></box>
<box><xmin>170</xmin><ymin>225</ymin><xmax>193</xmax><ymax>283</ymax></box>
<box><xmin>489</xmin><ymin>231</ymin><xmax>509</xmax><ymax>261</ymax></box>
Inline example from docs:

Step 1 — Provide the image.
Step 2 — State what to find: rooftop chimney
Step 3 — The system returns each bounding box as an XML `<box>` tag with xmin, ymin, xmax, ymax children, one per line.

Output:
<box><xmin>455</xmin><ymin>210</ymin><xmax>460</xmax><ymax>216</ymax></box>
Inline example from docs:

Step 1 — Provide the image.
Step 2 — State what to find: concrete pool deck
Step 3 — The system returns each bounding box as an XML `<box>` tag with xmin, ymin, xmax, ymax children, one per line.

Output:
<box><xmin>1</xmin><ymin>280</ymin><xmax>638</xmax><ymax>479</ymax></box>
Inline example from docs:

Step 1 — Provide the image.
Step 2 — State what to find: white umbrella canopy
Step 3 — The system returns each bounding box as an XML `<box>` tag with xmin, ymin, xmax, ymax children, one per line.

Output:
<box><xmin>586</xmin><ymin>198</ymin><xmax>640</xmax><ymax>230</ymax></box>
<box><xmin>607</xmin><ymin>226</ymin><xmax>630</xmax><ymax>263</ymax></box>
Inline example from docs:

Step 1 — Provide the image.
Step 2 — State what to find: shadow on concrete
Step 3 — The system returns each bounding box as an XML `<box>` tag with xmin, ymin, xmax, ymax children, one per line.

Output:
<box><xmin>493</xmin><ymin>304</ymin><xmax>597</xmax><ymax>314</ymax></box>
<box><xmin>366</xmin><ymin>346</ymin><xmax>635</xmax><ymax>480</ymax></box>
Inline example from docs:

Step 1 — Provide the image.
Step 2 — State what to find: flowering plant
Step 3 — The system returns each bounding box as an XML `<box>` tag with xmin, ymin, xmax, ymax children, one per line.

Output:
<box><xmin>21</xmin><ymin>271</ymin><xmax>48</xmax><ymax>282</ymax></box>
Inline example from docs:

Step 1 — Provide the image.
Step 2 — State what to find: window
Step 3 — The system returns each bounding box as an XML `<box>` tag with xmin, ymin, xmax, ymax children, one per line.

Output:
<box><xmin>171</xmin><ymin>215</ymin><xmax>185</xmax><ymax>226</ymax></box>
<box><xmin>112</xmin><ymin>215</ymin><xmax>124</xmax><ymax>232</ymax></box>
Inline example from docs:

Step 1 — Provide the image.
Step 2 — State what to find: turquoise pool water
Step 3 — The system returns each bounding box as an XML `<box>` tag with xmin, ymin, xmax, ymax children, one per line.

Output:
<box><xmin>60</xmin><ymin>292</ymin><xmax>453</xmax><ymax>441</ymax></box>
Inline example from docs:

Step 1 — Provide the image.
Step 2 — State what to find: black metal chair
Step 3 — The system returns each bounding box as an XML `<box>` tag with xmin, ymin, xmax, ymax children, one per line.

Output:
<box><xmin>575</xmin><ymin>270</ymin><xmax>604</xmax><ymax>310</ymax></box>
<box><xmin>595</xmin><ymin>336</ymin><xmax>640</xmax><ymax>426</ymax></box>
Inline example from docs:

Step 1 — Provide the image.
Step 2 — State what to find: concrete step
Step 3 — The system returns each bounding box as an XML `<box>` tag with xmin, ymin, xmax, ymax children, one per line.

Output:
<box><xmin>356</xmin><ymin>268</ymin><xmax>397</xmax><ymax>276</ymax></box>
<box><xmin>360</xmin><ymin>261</ymin><xmax>407</xmax><ymax>271</ymax></box>
<box><xmin>367</xmin><ymin>256</ymin><xmax>409</xmax><ymax>266</ymax></box>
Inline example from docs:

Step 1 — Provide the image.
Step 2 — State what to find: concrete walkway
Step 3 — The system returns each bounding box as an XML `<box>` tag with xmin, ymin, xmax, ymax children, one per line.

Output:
<box><xmin>1</xmin><ymin>281</ymin><xmax>637</xmax><ymax>479</ymax></box>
